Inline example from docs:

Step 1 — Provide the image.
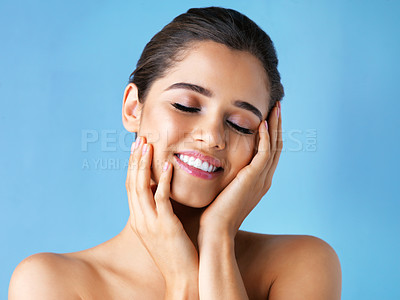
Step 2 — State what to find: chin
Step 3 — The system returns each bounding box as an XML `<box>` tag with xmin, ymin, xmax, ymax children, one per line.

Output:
<box><xmin>170</xmin><ymin>185</ymin><xmax>215</xmax><ymax>208</ymax></box>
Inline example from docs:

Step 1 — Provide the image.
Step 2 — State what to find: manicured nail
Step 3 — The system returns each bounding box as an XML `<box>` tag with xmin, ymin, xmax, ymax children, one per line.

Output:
<box><xmin>163</xmin><ymin>162</ymin><xmax>169</xmax><ymax>172</ymax></box>
<box><xmin>276</xmin><ymin>106</ymin><xmax>280</xmax><ymax>118</ymax></box>
<box><xmin>264</xmin><ymin>120</ymin><xmax>268</xmax><ymax>130</ymax></box>
<box><xmin>142</xmin><ymin>144</ymin><xmax>148</xmax><ymax>155</ymax></box>
<box><xmin>135</xmin><ymin>137</ymin><xmax>141</xmax><ymax>150</ymax></box>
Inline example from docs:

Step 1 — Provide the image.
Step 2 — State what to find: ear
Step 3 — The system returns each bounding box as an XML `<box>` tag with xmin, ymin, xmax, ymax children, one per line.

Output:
<box><xmin>122</xmin><ymin>83</ymin><xmax>143</xmax><ymax>132</ymax></box>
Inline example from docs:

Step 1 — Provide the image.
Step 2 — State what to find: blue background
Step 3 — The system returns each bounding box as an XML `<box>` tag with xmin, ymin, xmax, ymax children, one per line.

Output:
<box><xmin>1</xmin><ymin>0</ymin><xmax>399</xmax><ymax>299</ymax></box>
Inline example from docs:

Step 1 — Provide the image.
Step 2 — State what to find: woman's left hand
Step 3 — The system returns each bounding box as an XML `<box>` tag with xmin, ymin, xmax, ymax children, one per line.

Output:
<box><xmin>199</xmin><ymin>102</ymin><xmax>282</xmax><ymax>241</ymax></box>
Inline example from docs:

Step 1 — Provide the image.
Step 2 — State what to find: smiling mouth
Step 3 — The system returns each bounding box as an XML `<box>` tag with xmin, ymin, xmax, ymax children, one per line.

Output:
<box><xmin>174</xmin><ymin>154</ymin><xmax>223</xmax><ymax>173</ymax></box>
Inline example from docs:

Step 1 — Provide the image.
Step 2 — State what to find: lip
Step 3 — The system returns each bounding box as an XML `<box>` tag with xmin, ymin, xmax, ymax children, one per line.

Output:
<box><xmin>174</xmin><ymin>154</ymin><xmax>223</xmax><ymax>180</ymax></box>
<box><xmin>175</xmin><ymin>150</ymin><xmax>222</xmax><ymax>168</ymax></box>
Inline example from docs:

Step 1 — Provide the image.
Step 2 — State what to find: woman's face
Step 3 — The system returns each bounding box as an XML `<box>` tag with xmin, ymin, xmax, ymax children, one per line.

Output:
<box><xmin>125</xmin><ymin>40</ymin><xmax>270</xmax><ymax>208</ymax></box>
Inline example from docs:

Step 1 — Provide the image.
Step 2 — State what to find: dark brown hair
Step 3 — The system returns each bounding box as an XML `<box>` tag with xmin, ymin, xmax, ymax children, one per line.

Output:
<box><xmin>129</xmin><ymin>6</ymin><xmax>284</xmax><ymax>116</ymax></box>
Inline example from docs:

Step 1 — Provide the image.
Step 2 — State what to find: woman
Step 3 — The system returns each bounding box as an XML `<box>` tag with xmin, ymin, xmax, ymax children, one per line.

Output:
<box><xmin>9</xmin><ymin>6</ymin><xmax>341</xmax><ymax>299</ymax></box>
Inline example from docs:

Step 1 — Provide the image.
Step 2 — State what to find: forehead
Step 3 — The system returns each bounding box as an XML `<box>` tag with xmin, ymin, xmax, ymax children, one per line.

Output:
<box><xmin>149</xmin><ymin>41</ymin><xmax>270</xmax><ymax>117</ymax></box>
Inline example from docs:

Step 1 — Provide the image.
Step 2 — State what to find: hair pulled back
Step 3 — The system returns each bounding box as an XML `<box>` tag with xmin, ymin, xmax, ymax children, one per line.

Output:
<box><xmin>129</xmin><ymin>6</ymin><xmax>284</xmax><ymax>115</ymax></box>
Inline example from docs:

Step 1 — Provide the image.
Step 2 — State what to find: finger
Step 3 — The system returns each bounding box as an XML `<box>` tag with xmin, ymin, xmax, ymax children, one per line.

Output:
<box><xmin>132</xmin><ymin>136</ymin><xmax>144</xmax><ymax>183</ymax></box>
<box><xmin>269</xmin><ymin>103</ymin><xmax>280</xmax><ymax>156</ymax></box>
<box><xmin>126</xmin><ymin>141</ymin><xmax>135</xmax><ymax>214</ymax></box>
<box><xmin>136</xmin><ymin>141</ymin><xmax>157</xmax><ymax>218</ymax></box>
<box><xmin>127</xmin><ymin>138</ymin><xmax>144</xmax><ymax>228</ymax></box>
<box><xmin>127</xmin><ymin>137</ymin><xmax>142</xmax><ymax>204</ymax></box>
<box><xmin>268</xmin><ymin>102</ymin><xmax>283</xmax><ymax>176</ymax></box>
<box><xmin>248</xmin><ymin>119</ymin><xmax>271</xmax><ymax>173</ymax></box>
<box><xmin>277</xmin><ymin>101</ymin><xmax>282</xmax><ymax>152</ymax></box>
<box><xmin>154</xmin><ymin>161</ymin><xmax>174</xmax><ymax>216</ymax></box>
<box><xmin>254</xmin><ymin>102</ymin><xmax>280</xmax><ymax>179</ymax></box>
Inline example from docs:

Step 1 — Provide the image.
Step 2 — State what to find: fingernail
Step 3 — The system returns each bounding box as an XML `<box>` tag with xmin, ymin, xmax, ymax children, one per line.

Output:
<box><xmin>264</xmin><ymin>120</ymin><xmax>268</xmax><ymax>130</ymax></box>
<box><xmin>163</xmin><ymin>161</ymin><xmax>169</xmax><ymax>172</ymax></box>
<box><xmin>276</xmin><ymin>106</ymin><xmax>280</xmax><ymax>118</ymax></box>
<box><xmin>135</xmin><ymin>137</ymin><xmax>141</xmax><ymax>150</ymax></box>
<box><xmin>142</xmin><ymin>144</ymin><xmax>148</xmax><ymax>155</ymax></box>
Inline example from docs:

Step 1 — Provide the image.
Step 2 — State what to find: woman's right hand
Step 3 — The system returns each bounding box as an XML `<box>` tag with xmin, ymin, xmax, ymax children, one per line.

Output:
<box><xmin>126</xmin><ymin>136</ymin><xmax>199</xmax><ymax>295</ymax></box>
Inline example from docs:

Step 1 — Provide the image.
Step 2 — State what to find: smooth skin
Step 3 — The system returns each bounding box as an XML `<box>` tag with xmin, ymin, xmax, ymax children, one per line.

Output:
<box><xmin>9</xmin><ymin>41</ymin><xmax>341</xmax><ymax>299</ymax></box>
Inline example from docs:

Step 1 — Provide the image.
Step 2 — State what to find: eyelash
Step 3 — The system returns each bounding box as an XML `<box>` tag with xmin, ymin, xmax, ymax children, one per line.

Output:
<box><xmin>171</xmin><ymin>103</ymin><xmax>254</xmax><ymax>135</ymax></box>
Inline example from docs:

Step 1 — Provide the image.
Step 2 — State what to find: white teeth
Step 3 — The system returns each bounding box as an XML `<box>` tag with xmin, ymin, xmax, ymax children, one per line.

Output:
<box><xmin>194</xmin><ymin>158</ymin><xmax>202</xmax><ymax>168</ymax></box>
<box><xmin>177</xmin><ymin>154</ymin><xmax>218</xmax><ymax>173</ymax></box>
<box><xmin>200</xmin><ymin>161</ymin><xmax>209</xmax><ymax>172</ymax></box>
<box><xmin>188</xmin><ymin>156</ymin><xmax>196</xmax><ymax>165</ymax></box>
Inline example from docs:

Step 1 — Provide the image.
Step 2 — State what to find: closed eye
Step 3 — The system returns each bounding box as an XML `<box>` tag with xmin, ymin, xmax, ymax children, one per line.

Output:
<box><xmin>226</xmin><ymin>120</ymin><xmax>254</xmax><ymax>135</ymax></box>
<box><xmin>171</xmin><ymin>102</ymin><xmax>200</xmax><ymax>113</ymax></box>
<box><xmin>171</xmin><ymin>102</ymin><xmax>254</xmax><ymax>135</ymax></box>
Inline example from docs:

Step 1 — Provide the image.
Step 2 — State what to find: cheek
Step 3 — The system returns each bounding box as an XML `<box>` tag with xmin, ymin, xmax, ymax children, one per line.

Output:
<box><xmin>228</xmin><ymin>134</ymin><xmax>257</xmax><ymax>165</ymax></box>
<box><xmin>224</xmin><ymin>137</ymin><xmax>257</xmax><ymax>185</ymax></box>
<box><xmin>145</xmin><ymin>111</ymin><xmax>186</xmax><ymax>184</ymax></box>
<box><xmin>140</xmin><ymin>107</ymin><xmax>183</xmax><ymax>145</ymax></box>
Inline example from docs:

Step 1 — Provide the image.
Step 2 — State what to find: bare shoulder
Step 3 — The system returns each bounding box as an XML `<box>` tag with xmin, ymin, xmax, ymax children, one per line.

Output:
<box><xmin>236</xmin><ymin>231</ymin><xmax>342</xmax><ymax>300</ymax></box>
<box><xmin>9</xmin><ymin>252</ymin><xmax>93</xmax><ymax>300</ymax></box>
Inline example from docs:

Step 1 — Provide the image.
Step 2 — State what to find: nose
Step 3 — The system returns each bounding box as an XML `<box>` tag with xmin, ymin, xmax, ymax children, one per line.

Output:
<box><xmin>192</xmin><ymin>117</ymin><xmax>226</xmax><ymax>150</ymax></box>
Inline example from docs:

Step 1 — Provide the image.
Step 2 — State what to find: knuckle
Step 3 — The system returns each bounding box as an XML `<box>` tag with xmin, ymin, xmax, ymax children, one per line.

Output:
<box><xmin>265</xmin><ymin>178</ymin><xmax>272</xmax><ymax>189</ymax></box>
<box><xmin>155</xmin><ymin>191</ymin><xmax>166</xmax><ymax>202</ymax></box>
<box><xmin>125</xmin><ymin>180</ymin><xmax>131</xmax><ymax>192</ymax></box>
<box><xmin>277</xmin><ymin>140</ymin><xmax>283</xmax><ymax>151</ymax></box>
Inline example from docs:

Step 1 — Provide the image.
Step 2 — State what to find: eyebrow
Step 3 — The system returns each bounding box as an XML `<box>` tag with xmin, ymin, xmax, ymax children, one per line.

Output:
<box><xmin>164</xmin><ymin>82</ymin><xmax>263</xmax><ymax>121</ymax></box>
